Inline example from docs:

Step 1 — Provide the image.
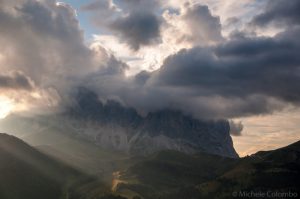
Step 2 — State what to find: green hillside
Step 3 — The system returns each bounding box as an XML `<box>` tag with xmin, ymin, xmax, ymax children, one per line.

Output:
<box><xmin>195</xmin><ymin>141</ymin><xmax>300</xmax><ymax>199</ymax></box>
<box><xmin>1</xmin><ymin>122</ymin><xmax>299</xmax><ymax>199</ymax></box>
<box><xmin>0</xmin><ymin>133</ymin><xmax>126</xmax><ymax>199</ymax></box>
<box><xmin>0</xmin><ymin>115</ymin><xmax>136</xmax><ymax>182</ymax></box>
<box><xmin>113</xmin><ymin>141</ymin><xmax>300</xmax><ymax>199</ymax></box>
<box><xmin>155</xmin><ymin>141</ymin><xmax>300</xmax><ymax>199</ymax></box>
<box><xmin>114</xmin><ymin>150</ymin><xmax>238</xmax><ymax>198</ymax></box>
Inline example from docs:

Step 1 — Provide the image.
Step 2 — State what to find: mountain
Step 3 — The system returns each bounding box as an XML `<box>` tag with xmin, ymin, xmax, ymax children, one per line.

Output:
<box><xmin>0</xmin><ymin>133</ymin><xmax>126</xmax><ymax>199</ymax></box>
<box><xmin>65</xmin><ymin>87</ymin><xmax>238</xmax><ymax>158</ymax></box>
<box><xmin>114</xmin><ymin>140</ymin><xmax>300</xmax><ymax>199</ymax></box>
<box><xmin>0</xmin><ymin>87</ymin><xmax>238</xmax><ymax>158</ymax></box>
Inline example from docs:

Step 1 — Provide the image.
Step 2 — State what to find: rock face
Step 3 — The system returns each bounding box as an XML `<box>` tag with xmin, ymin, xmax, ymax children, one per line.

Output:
<box><xmin>65</xmin><ymin>88</ymin><xmax>238</xmax><ymax>158</ymax></box>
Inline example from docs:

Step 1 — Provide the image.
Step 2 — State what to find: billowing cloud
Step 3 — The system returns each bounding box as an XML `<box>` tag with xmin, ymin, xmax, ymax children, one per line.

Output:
<box><xmin>1</xmin><ymin>0</ymin><xmax>300</xmax><ymax>122</ymax></box>
<box><xmin>91</xmin><ymin>2</ymin><xmax>225</xmax><ymax>74</ymax></box>
<box><xmin>144</xmin><ymin>27</ymin><xmax>300</xmax><ymax>118</ymax></box>
<box><xmin>82</xmin><ymin>26</ymin><xmax>300</xmax><ymax>119</ymax></box>
<box><xmin>182</xmin><ymin>3</ymin><xmax>223</xmax><ymax>44</ymax></box>
<box><xmin>161</xmin><ymin>0</ymin><xmax>267</xmax><ymax>36</ymax></box>
<box><xmin>84</xmin><ymin>1</ymin><xmax>224</xmax><ymax>51</ymax></box>
<box><xmin>0</xmin><ymin>0</ymin><xmax>125</xmax><ymax>115</ymax></box>
<box><xmin>82</xmin><ymin>0</ymin><xmax>162</xmax><ymax>50</ymax></box>
<box><xmin>0</xmin><ymin>0</ymin><xmax>92</xmax><ymax>85</ymax></box>
<box><xmin>251</xmin><ymin>0</ymin><xmax>300</xmax><ymax>28</ymax></box>
<box><xmin>81</xmin><ymin>1</ymin><xmax>300</xmax><ymax>120</ymax></box>
<box><xmin>162</xmin><ymin>3</ymin><xmax>223</xmax><ymax>48</ymax></box>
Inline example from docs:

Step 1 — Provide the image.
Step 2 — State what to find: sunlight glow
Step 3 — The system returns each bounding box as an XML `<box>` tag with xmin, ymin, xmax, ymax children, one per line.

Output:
<box><xmin>0</xmin><ymin>96</ymin><xmax>13</xmax><ymax>119</ymax></box>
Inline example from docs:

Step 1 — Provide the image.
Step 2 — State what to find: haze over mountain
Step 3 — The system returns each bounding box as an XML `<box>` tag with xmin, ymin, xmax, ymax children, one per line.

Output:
<box><xmin>0</xmin><ymin>87</ymin><xmax>238</xmax><ymax>159</ymax></box>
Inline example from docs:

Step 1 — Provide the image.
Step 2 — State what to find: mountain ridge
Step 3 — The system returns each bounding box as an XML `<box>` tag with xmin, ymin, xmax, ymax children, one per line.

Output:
<box><xmin>65</xmin><ymin>87</ymin><xmax>238</xmax><ymax>158</ymax></box>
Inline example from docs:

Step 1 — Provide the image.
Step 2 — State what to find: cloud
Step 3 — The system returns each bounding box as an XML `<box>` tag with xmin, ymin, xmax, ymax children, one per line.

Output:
<box><xmin>161</xmin><ymin>0</ymin><xmax>267</xmax><ymax>36</ymax></box>
<box><xmin>66</xmin><ymin>1</ymin><xmax>300</xmax><ymax>120</ymax></box>
<box><xmin>229</xmin><ymin>120</ymin><xmax>243</xmax><ymax>136</ymax></box>
<box><xmin>181</xmin><ymin>3</ymin><xmax>223</xmax><ymax>44</ymax></box>
<box><xmin>82</xmin><ymin>0</ymin><xmax>162</xmax><ymax>50</ymax></box>
<box><xmin>110</xmin><ymin>12</ymin><xmax>161</xmax><ymax>50</ymax></box>
<box><xmin>142</xmin><ymin>27</ymin><xmax>300</xmax><ymax>118</ymax></box>
<box><xmin>0</xmin><ymin>0</ymin><xmax>127</xmax><ymax>86</ymax></box>
<box><xmin>1</xmin><ymin>0</ymin><xmax>300</xmax><ymax>122</ymax></box>
<box><xmin>114</xmin><ymin>0</ymin><xmax>159</xmax><ymax>13</ymax></box>
<box><xmin>251</xmin><ymin>0</ymin><xmax>300</xmax><ymax>28</ymax></box>
<box><xmin>80</xmin><ymin>0</ymin><xmax>118</xmax><ymax>20</ymax></box>
<box><xmin>91</xmin><ymin>2</ymin><xmax>228</xmax><ymax>75</ymax></box>
<box><xmin>161</xmin><ymin>3</ymin><xmax>223</xmax><ymax>48</ymax></box>
<box><xmin>0</xmin><ymin>0</ymin><xmax>94</xmax><ymax>86</ymax></box>
<box><xmin>109</xmin><ymin>0</ymin><xmax>162</xmax><ymax>50</ymax></box>
<box><xmin>0</xmin><ymin>0</ymin><xmax>125</xmax><ymax>115</ymax></box>
<box><xmin>0</xmin><ymin>71</ymin><xmax>34</xmax><ymax>91</ymax></box>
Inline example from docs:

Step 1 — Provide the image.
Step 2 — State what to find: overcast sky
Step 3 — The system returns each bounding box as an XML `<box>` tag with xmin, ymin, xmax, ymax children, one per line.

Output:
<box><xmin>0</xmin><ymin>0</ymin><xmax>300</xmax><ymax>156</ymax></box>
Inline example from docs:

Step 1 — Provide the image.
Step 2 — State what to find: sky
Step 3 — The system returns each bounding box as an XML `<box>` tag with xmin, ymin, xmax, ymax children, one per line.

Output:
<box><xmin>0</xmin><ymin>0</ymin><xmax>300</xmax><ymax>156</ymax></box>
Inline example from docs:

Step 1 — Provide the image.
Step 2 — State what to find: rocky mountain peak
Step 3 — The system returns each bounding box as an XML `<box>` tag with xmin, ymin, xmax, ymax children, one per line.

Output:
<box><xmin>65</xmin><ymin>88</ymin><xmax>238</xmax><ymax>158</ymax></box>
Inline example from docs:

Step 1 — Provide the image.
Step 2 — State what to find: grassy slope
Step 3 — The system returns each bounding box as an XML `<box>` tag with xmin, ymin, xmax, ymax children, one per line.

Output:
<box><xmin>25</xmin><ymin>131</ymin><xmax>124</xmax><ymax>170</ymax></box>
<box><xmin>0</xmin><ymin>115</ymin><xmax>134</xmax><ymax>181</ymax></box>
<box><xmin>195</xmin><ymin>141</ymin><xmax>300</xmax><ymax>199</ymax></box>
<box><xmin>2</xmin><ymin>116</ymin><xmax>299</xmax><ymax>199</ymax></box>
<box><xmin>116</xmin><ymin>150</ymin><xmax>238</xmax><ymax>199</ymax></box>
<box><xmin>114</xmin><ymin>141</ymin><xmax>300</xmax><ymax>199</ymax></box>
<box><xmin>0</xmin><ymin>133</ymin><xmax>126</xmax><ymax>199</ymax></box>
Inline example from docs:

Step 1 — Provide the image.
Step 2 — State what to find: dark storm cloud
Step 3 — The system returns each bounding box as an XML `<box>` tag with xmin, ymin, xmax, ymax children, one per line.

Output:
<box><xmin>251</xmin><ymin>0</ymin><xmax>300</xmax><ymax>27</ymax></box>
<box><xmin>0</xmin><ymin>72</ymin><xmax>34</xmax><ymax>90</ymax></box>
<box><xmin>1</xmin><ymin>0</ymin><xmax>300</xmax><ymax>120</ymax></box>
<box><xmin>143</xmin><ymin>27</ymin><xmax>300</xmax><ymax>118</ymax></box>
<box><xmin>110</xmin><ymin>0</ymin><xmax>161</xmax><ymax>50</ymax></box>
<box><xmin>110</xmin><ymin>12</ymin><xmax>161</xmax><ymax>50</ymax></box>
<box><xmin>153</xmin><ymin>27</ymin><xmax>300</xmax><ymax>97</ymax></box>
<box><xmin>74</xmin><ymin>1</ymin><xmax>300</xmax><ymax>119</ymax></box>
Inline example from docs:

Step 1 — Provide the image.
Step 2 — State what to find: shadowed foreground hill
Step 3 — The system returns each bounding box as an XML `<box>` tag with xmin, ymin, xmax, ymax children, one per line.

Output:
<box><xmin>178</xmin><ymin>141</ymin><xmax>300</xmax><ymax>199</ymax></box>
<box><xmin>0</xmin><ymin>133</ymin><xmax>126</xmax><ymax>199</ymax></box>
<box><xmin>0</xmin><ymin>132</ymin><xmax>299</xmax><ymax>199</ymax></box>
<box><xmin>115</xmin><ymin>141</ymin><xmax>300</xmax><ymax>199</ymax></box>
<box><xmin>194</xmin><ymin>140</ymin><xmax>300</xmax><ymax>199</ymax></box>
